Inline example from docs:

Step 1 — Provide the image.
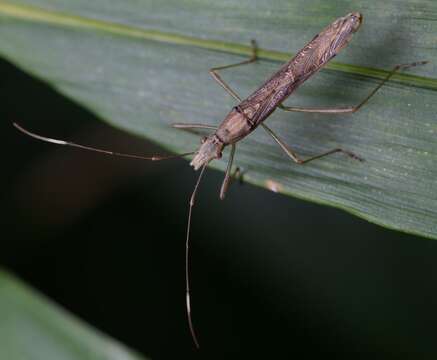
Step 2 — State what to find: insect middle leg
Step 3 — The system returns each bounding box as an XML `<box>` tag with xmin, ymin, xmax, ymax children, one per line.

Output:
<box><xmin>209</xmin><ymin>40</ymin><xmax>258</xmax><ymax>102</ymax></box>
<box><xmin>261</xmin><ymin>123</ymin><xmax>363</xmax><ymax>164</ymax></box>
<box><xmin>278</xmin><ymin>61</ymin><xmax>428</xmax><ymax>114</ymax></box>
<box><xmin>174</xmin><ymin>40</ymin><xmax>258</xmax><ymax>131</ymax></box>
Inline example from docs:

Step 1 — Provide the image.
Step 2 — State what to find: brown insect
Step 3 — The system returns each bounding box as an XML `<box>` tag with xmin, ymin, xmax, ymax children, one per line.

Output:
<box><xmin>14</xmin><ymin>12</ymin><xmax>427</xmax><ymax>348</ymax></box>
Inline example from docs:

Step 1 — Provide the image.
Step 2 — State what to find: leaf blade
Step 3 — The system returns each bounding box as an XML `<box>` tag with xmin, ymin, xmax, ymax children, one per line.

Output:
<box><xmin>1</xmin><ymin>1</ymin><xmax>436</xmax><ymax>239</ymax></box>
<box><xmin>0</xmin><ymin>2</ymin><xmax>435</xmax><ymax>89</ymax></box>
<box><xmin>0</xmin><ymin>269</ymin><xmax>148</xmax><ymax>360</ymax></box>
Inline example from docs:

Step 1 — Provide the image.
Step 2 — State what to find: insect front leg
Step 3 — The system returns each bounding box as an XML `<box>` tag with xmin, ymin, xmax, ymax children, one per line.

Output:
<box><xmin>278</xmin><ymin>61</ymin><xmax>428</xmax><ymax>114</ymax></box>
<box><xmin>219</xmin><ymin>144</ymin><xmax>245</xmax><ymax>200</ymax></box>
<box><xmin>209</xmin><ymin>40</ymin><xmax>258</xmax><ymax>102</ymax></box>
<box><xmin>261</xmin><ymin>123</ymin><xmax>363</xmax><ymax>164</ymax></box>
<box><xmin>219</xmin><ymin>144</ymin><xmax>236</xmax><ymax>200</ymax></box>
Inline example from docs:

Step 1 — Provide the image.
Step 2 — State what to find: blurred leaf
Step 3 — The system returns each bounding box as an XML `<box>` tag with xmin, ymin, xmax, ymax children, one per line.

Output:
<box><xmin>0</xmin><ymin>1</ymin><xmax>436</xmax><ymax>238</ymax></box>
<box><xmin>0</xmin><ymin>269</ymin><xmax>148</xmax><ymax>360</ymax></box>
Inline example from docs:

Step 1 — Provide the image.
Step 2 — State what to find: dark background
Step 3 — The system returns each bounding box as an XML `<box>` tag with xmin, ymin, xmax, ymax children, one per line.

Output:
<box><xmin>2</xmin><ymin>58</ymin><xmax>437</xmax><ymax>359</ymax></box>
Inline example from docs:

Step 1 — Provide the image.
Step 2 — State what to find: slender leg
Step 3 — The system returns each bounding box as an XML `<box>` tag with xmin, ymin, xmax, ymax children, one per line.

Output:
<box><xmin>278</xmin><ymin>104</ymin><xmax>357</xmax><ymax>113</ymax></box>
<box><xmin>209</xmin><ymin>39</ymin><xmax>258</xmax><ymax>102</ymax></box>
<box><xmin>172</xmin><ymin>123</ymin><xmax>217</xmax><ymax>130</ymax></box>
<box><xmin>279</xmin><ymin>61</ymin><xmax>428</xmax><ymax>114</ymax></box>
<box><xmin>219</xmin><ymin>144</ymin><xmax>236</xmax><ymax>200</ymax></box>
<box><xmin>261</xmin><ymin>123</ymin><xmax>363</xmax><ymax>164</ymax></box>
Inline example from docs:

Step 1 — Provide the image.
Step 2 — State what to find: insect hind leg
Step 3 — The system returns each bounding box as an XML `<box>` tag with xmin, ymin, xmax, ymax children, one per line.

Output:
<box><xmin>279</xmin><ymin>61</ymin><xmax>428</xmax><ymax>114</ymax></box>
<box><xmin>209</xmin><ymin>40</ymin><xmax>258</xmax><ymax>102</ymax></box>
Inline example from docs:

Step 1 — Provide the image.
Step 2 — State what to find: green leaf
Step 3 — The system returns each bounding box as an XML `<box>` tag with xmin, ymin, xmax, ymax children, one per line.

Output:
<box><xmin>0</xmin><ymin>1</ymin><xmax>436</xmax><ymax>238</ymax></box>
<box><xmin>0</xmin><ymin>269</ymin><xmax>148</xmax><ymax>360</ymax></box>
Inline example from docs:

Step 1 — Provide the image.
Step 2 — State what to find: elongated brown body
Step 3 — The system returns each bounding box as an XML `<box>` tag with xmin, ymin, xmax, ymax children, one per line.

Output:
<box><xmin>191</xmin><ymin>12</ymin><xmax>362</xmax><ymax>169</ymax></box>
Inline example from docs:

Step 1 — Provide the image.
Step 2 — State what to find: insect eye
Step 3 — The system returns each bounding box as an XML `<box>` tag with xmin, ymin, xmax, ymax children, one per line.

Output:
<box><xmin>201</xmin><ymin>136</ymin><xmax>207</xmax><ymax>144</ymax></box>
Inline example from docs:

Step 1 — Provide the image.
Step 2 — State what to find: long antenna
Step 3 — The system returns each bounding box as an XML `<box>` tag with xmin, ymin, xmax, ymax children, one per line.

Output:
<box><xmin>13</xmin><ymin>122</ymin><xmax>196</xmax><ymax>161</ymax></box>
<box><xmin>186</xmin><ymin>164</ymin><xmax>207</xmax><ymax>349</ymax></box>
<box><xmin>14</xmin><ymin>121</ymin><xmax>205</xmax><ymax>347</ymax></box>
